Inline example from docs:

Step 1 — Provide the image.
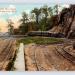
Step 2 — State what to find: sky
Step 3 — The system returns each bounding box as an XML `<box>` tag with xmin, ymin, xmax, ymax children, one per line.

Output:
<box><xmin>0</xmin><ymin>0</ymin><xmax>75</xmax><ymax>4</ymax></box>
<box><xmin>0</xmin><ymin>4</ymin><xmax>55</xmax><ymax>19</ymax></box>
<box><xmin>0</xmin><ymin>0</ymin><xmax>60</xmax><ymax>3</ymax></box>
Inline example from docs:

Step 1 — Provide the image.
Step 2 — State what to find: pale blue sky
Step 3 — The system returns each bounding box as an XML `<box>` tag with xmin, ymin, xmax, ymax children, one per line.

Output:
<box><xmin>0</xmin><ymin>0</ymin><xmax>59</xmax><ymax>3</ymax></box>
<box><xmin>0</xmin><ymin>0</ymin><xmax>73</xmax><ymax>20</ymax></box>
<box><xmin>0</xmin><ymin>3</ymin><xmax>55</xmax><ymax>20</ymax></box>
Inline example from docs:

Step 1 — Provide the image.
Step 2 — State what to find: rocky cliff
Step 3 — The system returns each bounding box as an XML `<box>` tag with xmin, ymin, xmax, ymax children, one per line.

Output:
<box><xmin>50</xmin><ymin>5</ymin><xmax>75</xmax><ymax>38</ymax></box>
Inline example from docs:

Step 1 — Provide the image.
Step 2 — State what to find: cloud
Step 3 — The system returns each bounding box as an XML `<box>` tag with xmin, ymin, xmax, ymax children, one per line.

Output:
<box><xmin>61</xmin><ymin>4</ymin><xmax>70</xmax><ymax>8</ymax></box>
<box><xmin>0</xmin><ymin>14</ymin><xmax>21</xmax><ymax>32</ymax></box>
<box><xmin>58</xmin><ymin>4</ymin><xmax>70</xmax><ymax>13</ymax></box>
<box><xmin>9</xmin><ymin>15</ymin><xmax>22</xmax><ymax>28</ymax></box>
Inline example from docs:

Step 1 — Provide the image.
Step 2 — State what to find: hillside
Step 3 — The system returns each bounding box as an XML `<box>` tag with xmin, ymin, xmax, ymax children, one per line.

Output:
<box><xmin>50</xmin><ymin>5</ymin><xmax>75</xmax><ymax>38</ymax></box>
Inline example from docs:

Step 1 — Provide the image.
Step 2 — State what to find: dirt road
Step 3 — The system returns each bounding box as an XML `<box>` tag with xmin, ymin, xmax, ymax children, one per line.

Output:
<box><xmin>25</xmin><ymin>44</ymin><xmax>75</xmax><ymax>71</ymax></box>
<box><xmin>0</xmin><ymin>38</ymin><xmax>16</xmax><ymax>70</ymax></box>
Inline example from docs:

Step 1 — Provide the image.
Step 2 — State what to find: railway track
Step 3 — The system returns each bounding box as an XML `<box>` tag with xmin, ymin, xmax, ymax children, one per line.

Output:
<box><xmin>34</xmin><ymin>45</ymin><xmax>75</xmax><ymax>70</ymax></box>
<box><xmin>0</xmin><ymin>39</ymin><xmax>16</xmax><ymax>70</ymax></box>
<box><xmin>25</xmin><ymin>43</ymin><xmax>75</xmax><ymax>71</ymax></box>
<box><xmin>34</xmin><ymin>45</ymin><xmax>56</xmax><ymax>71</ymax></box>
<box><xmin>0</xmin><ymin>40</ymin><xmax>11</xmax><ymax>55</ymax></box>
<box><xmin>56</xmin><ymin>46</ymin><xmax>75</xmax><ymax>65</ymax></box>
<box><xmin>34</xmin><ymin>46</ymin><xmax>42</xmax><ymax>71</ymax></box>
<box><xmin>25</xmin><ymin>45</ymin><xmax>49</xmax><ymax>71</ymax></box>
<box><xmin>34</xmin><ymin>46</ymin><xmax>47</xmax><ymax>71</ymax></box>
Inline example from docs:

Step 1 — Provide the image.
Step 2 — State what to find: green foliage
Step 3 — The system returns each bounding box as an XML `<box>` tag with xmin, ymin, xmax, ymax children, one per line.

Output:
<box><xmin>7</xmin><ymin>19</ymin><xmax>14</xmax><ymax>35</ymax></box>
<box><xmin>41</xmin><ymin>5</ymin><xmax>48</xmax><ymax>18</ymax></box>
<box><xmin>46</xmin><ymin>15</ymin><xmax>59</xmax><ymax>30</ymax></box>
<box><xmin>19</xmin><ymin>12</ymin><xmax>29</xmax><ymax>34</ymax></box>
<box><xmin>48</xmin><ymin>7</ymin><xmax>53</xmax><ymax>16</ymax></box>
<box><xmin>18</xmin><ymin>37</ymin><xmax>64</xmax><ymax>45</ymax></box>
<box><xmin>53</xmin><ymin>5</ymin><xmax>59</xmax><ymax>15</ymax></box>
<box><xmin>31</xmin><ymin>8</ymin><xmax>41</xmax><ymax>24</ymax></box>
<box><xmin>20</xmin><ymin>12</ymin><xmax>28</xmax><ymax>23</ymax></box>
<box><xmin>39</xmin><ymin>18</ymin><xmax>47</xmax><ymax>31</ymax></box>
<box><xmin>18</xmin><ymin>5</ymin><xmax>59</xmax><ymax>34</ymax></box>
<box><xmin>27</xmin><ymin>22</ymin><xmax>38</xmax><ymax>32</ymax></box>
<box><xmin>19</xmin><ymin>24</ymin><xmax>28</xmax><ymax>34</ymax></box>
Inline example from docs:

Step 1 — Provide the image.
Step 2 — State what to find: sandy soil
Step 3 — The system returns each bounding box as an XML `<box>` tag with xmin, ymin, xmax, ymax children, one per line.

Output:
<box><xmin>24</xmin><ymin>43</ymin><xmax>75</xmax><ymax>71</ymax></box>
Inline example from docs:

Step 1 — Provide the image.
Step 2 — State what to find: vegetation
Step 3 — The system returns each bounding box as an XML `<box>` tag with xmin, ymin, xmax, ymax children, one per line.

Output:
<box><xmin>6</xmin><ymin>4</ymin><xmax>61</xmax><ymax>35</ymax></box>
<box><xmin>6</xmin><ymin>4</ymin><xmax>73</xmax><ymax>40</ymax></box>
<box><xmin>13</xmin><ymin>4</ymin><xmax>60</xmax><ymax>35</ymax></box>
<box><xmin>31</xmin><ymin>8</ymin><xmax>41</xmax><ymax>24</ymax></box>
<box><xmin>19</xmin><ymin>12</ymin><xmax>29</xmax><ymax>34</ymax></box>
<box><xmin>18</xmin><ymin>37</ymin><xmax>64</xmax><ymax>45</ymax></box>
<box><xmin>53</xmin><ymin>5</ymin><xmax>59</xmax><ymax>15</ymax></box>
<box><xmin>7</xmin><ymin>19</ymin><xmax>14</xmax><ymax>35</ymax></box>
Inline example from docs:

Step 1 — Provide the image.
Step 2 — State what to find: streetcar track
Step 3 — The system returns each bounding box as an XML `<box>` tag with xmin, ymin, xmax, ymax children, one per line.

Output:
<box><xmin>24</xmin><ymin>44</ymin><xmax>39</xmax><ymax>71</ymax></box>
<box><xmin>34</xmin><ymin>46</ymin><xmax>46</xmax><ymax>71</ymax></box>
<box><xmin>0</xmin><ymin>40</ymin><xmax>13</xmax><ymax>70</ymax></box>
<box><xmin>33</xmin><ymin>46</ymin><xmax>40</xmax><ymax>71</ymax></box>
<box><xmin>42</xmin><ymin>46</ymin><xmax>59</xmax><ymax>70</ymax></box>
<box><xmin>34</xmin><ymin>45</ymin><xmax>56</xmax><ymax>71</ymax></box>
<box><xmin>56</xmin><ymin>46</ymin><xmax>75</xmax><ymax>65</ymax></box>
<box><xmin>25</xmin><ymin>43</ymin><xmax>75</xmax><ymax>71</ymax></box>
<box><xmin>0</xmin><ymin>39</ymin><xmax>15</xmax><ymax>70</ymax></box>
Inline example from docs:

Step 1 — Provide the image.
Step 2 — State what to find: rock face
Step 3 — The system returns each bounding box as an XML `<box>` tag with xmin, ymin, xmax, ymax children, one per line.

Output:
<box><xmin>50</xmin><ymin>5</ymin><xmax>75</xmax><ymax>38</ymax></box>
<box><xmin>59</xmin><ymin>5</ymin><xmax>75</xmax><ymax>38</ymax></box>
